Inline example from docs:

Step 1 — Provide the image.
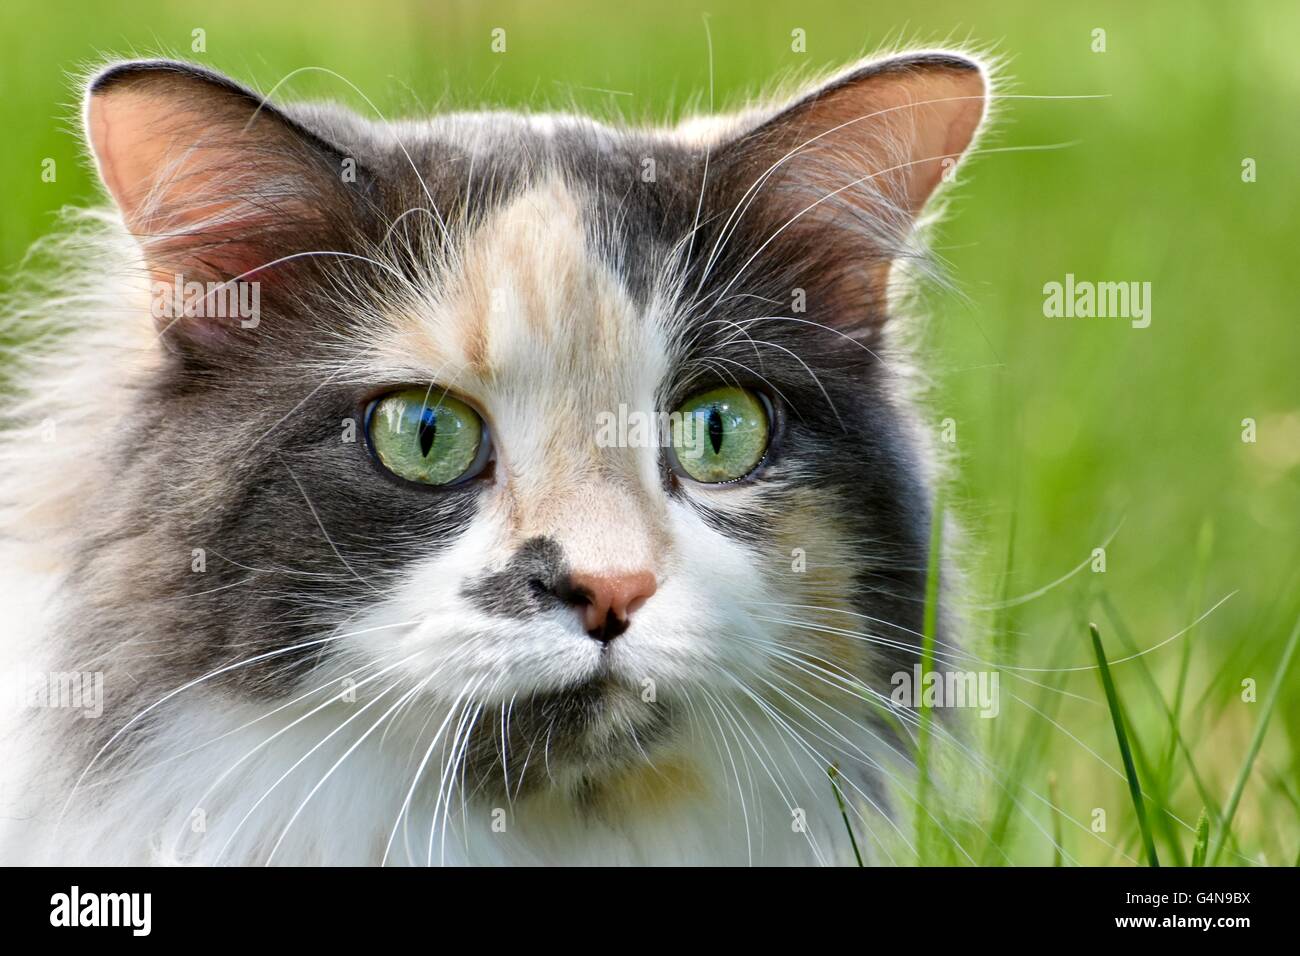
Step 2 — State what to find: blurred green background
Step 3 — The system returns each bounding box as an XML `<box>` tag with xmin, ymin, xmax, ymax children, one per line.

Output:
<box><xmin>2</xmin><ymin>0</ymin><xmax>1297</xmax><ymax>865</ymax></box>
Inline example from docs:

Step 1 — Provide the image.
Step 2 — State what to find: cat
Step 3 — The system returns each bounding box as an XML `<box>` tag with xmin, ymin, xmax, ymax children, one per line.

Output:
<box><xmin>0</xmin><ymin>49</ymin><xmax>987</xmax><ymax>865</ymax></box>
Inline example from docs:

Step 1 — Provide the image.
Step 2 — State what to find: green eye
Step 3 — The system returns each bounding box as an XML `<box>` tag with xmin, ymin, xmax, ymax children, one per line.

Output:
<box><xmin>671</xmin><ymin>386</ymin><xmax>771</xmax><ymax>483</ymax></box>
<box><xmin>366</xmin><ymin>387</ymin><xmax>486</xmax><ymax>486</ymax></box>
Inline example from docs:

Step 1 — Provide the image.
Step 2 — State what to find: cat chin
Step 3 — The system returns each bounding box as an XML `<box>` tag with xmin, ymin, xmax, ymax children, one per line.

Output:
<box><xmin>452</xmin><ymin>674</ymin><xmax>682</xmax><ymax>803</ymax></box>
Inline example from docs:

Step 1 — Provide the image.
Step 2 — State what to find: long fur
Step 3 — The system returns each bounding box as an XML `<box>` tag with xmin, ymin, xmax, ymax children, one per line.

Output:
<box><xmin>0</xmin><ymin>49</ymin><xmax>993</xmax><ymax>866</ymax></box>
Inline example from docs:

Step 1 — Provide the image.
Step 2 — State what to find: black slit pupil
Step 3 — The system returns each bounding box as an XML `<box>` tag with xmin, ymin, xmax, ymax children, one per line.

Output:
<box><xmin>707</xmin><ymin>406</ymin><xmax>724</xmax><ymax>454</ymax></box>
<box><xmin>418</xmin><ymin>409</ymin><xmax>437</xmax><ymax>457</ymax></box>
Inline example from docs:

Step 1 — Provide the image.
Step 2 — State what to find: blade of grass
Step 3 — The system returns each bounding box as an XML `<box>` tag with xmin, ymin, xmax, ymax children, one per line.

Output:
<box><xmin>1208</xmin><ymin>612</ymin><xmax>1300</xmax><ymax>865</ymax></box>
<box><xmin>1099</xmin><ymin>594</ymin><xmax>1221</xmax><ymax>823</ymax></box>
<box><xmin>1095</xmin><ymin>595</ymin><xmax>1193</xmax><ymax>864</ymax></box>
<box><xmin>828</xmin><ymin>763</ymin><xmax>864</xmax><ymax>867</ymax></box>
<box><xmin>1191</xmin><ymin>809</ymin><xmax>1210</xmax><ymax>866</ymax></box>
<box><xmin>1047</xmin><ymin>771</ymin><xmax>1064</xmax><ymax>866</ymax></box>
<box><xmin>1089</xmin><ymin>622</ymin><xmax>1159</xmax><ymax>867</ymax></box>
<box><xmin>1122</xmin><ymin>705</ymin><xmax>1187</xmax><ymax>866</ymax></box>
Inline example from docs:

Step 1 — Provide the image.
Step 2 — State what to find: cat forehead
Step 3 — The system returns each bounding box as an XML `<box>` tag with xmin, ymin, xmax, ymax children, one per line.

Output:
<box><xmin>364</xmin><ymin>175</ymin><xmax>674</xmax><ymax>400</ymax></box>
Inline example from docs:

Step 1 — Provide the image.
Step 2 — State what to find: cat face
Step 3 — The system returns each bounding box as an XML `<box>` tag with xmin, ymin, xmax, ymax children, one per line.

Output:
<box><xmin>65</xmin><ymin>54</ymin><xmax>985</xmax><ymax>806</ymax></box>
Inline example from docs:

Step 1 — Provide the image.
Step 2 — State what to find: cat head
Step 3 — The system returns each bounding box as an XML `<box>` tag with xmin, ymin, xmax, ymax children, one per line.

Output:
<box><xmin>44</xmin><ymin>51</ymin><xmax>986</xmax><ymax>805</ymax></box>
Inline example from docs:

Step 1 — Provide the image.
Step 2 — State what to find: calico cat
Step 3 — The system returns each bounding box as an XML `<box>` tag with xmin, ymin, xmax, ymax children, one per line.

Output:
<box><xmin>0</xmin><ymin>50</ymin><xmax>986</xmax><ymax>865</ymax></box>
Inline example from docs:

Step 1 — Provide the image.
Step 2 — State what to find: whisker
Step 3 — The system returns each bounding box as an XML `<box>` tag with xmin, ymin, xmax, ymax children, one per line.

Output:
<box><xmin>214</xmin><ymin>672</ymin><xmax>413</xmax><ymax>864</ymax></box>
<box><xmin>682</xmin><ymin>13</ymin><xmax>715</xmax><ymax>270</ymax></box>
<box><xmin>698</xmin><ymin>687</ymin><xmax>753</xmax><ymax>865</ymax></box>
<box><xmin>973</xmin><ymin>520</ymin><xmax>1125</xmax><ymax>610</ymax></box>
<box><xmin>701</xmin><ymin>667</ymin><xmax>831</xmax><ymax>865</ymax></box>
<box><xmin>728</xmin><ymin>660</ymin><xmax>914</xmax><ymax>861</ymax></box>
<box><xmin>264</xmin><ymin>672</ymin><xmax>442</xmax><ymax>865</ymax></box>
<box><xmin>428</xmin><ymin>690</ymin><xmax>481</xmax><ymax>866</ymax></box>
<box><xmin>384</xmin><ymin>678</ymin><xmax>485</xmax><ymax>867</ymax></box>
<box><xmin>87</xmin><ymin>653</ymin><xmax>383</xmax><ymax>795</ymax></box>
<box><xmin>57</xmin><ymin>617</ymin><xmax>426</xmax><ymax>832</ymax></box>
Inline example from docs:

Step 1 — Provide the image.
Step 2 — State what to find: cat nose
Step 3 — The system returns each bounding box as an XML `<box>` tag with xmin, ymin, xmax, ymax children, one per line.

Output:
<box><xmin>564</xmin><ymin>570</ymin><xmax>657</xmax><ymax>642</ymax></box>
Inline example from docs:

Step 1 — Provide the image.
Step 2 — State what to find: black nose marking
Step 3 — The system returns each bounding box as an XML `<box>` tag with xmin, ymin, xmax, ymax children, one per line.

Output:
<box><xmin>462</xmin><ymin>536</ymin><xmax>570</xmax><ymax>618</ymax></box>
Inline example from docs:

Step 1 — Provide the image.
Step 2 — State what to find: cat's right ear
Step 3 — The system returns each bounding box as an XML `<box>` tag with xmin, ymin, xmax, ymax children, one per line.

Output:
<box><xmin>681</xmin><ymin>53</ymin><xmax>988</xmax><ymax>334</ymax></box>
<box><xmin>84</xmin><ymin>60</ymin><xmax>373</xmax><ymax>341</ymax></box>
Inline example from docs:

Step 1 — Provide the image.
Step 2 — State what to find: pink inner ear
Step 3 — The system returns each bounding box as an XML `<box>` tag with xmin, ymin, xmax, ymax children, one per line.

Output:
<box><xmin>887</xmin><ymin>68</ymin><xmax>987</xmax><ymax>212</ymax></box>
<box><xmin>87</xmin><ymin>83</ymin><xmax>325</xmax><ymax>286</ymax></box>
<box><xmin>748</xmin><ymin>58</ymin><xmax>987</xmax><ymax>221</ymax></box>
<box><xmin>810</xmin><ymin>67</ymin><xmax>984</xmax><ymax>216</ymax></box>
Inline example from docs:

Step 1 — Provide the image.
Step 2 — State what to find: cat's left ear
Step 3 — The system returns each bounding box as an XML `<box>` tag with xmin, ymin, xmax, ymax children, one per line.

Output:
<box><xmin>706</xmin><ymin>52</ymin><xmax>987</xmax><ymax>220</ymax></box>
<box><xmin>690</xmin><ymin>52</ymin><xmax>987</xmax><ymax>312</ymax></box>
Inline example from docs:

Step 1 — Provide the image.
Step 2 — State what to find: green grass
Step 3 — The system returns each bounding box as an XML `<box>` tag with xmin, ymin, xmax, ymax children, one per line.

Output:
<box><xmin>1090</xmin><ymin>623</ymin><xmax>1159</xmax><ymax>867</ymax></box>
<box><xmin>1192</xmin><ymin>810</ymin><xmax>1210</xmax><ymax>867</ymax></box>
<box><xmin>2</xmin><ymin>0</ymin><xmax>1297</xmax><ymax>865</ymax></box>
<box><xmin>1208</xmin><ymin>614</ymin><xmax>1300</xmax><ymax>864</ymax></box>
<box><xmin>828</xmin><ymin>764</ymin><xmax>865</xmax><ymax>867</ymax></box>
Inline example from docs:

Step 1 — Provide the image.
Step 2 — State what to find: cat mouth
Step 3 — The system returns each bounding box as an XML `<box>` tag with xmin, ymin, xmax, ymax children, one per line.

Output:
<box><xmin>456</xmin><ymin>675</ymin><xmax>677</xmax><ymax>802</ymax></box>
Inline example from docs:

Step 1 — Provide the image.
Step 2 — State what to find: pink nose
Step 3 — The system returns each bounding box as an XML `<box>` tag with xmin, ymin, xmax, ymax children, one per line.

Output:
<box><xmin>567</xmin><ymin>570</ymin><xmax>657</xmax><ymax>641</ymax></box>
